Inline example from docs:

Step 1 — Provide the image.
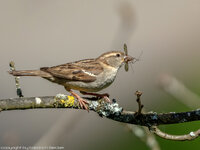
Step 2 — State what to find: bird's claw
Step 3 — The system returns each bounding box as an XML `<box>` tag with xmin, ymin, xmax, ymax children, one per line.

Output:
<box><xmin>102</xmin><ymin>96</ymin><xmax>111</xmax><ymax>103</ymax></box>
<box><xmin>78</xmin><ymin>98</ymin><xmax>89</xmax><ymax>112</ymax></box>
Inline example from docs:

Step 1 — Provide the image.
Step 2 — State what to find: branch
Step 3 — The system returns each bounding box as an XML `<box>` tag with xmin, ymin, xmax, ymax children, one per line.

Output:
<box><xmin>150</xmin><ymin>126</ymin><xmax>200</xmax><ymax>141</ymax></box>
<box><xmin>133</xmin><ymin>91</ymin><xmax>200</xmax><ymax>141</ymax></box>
<box><xmin>0</xmin><ymin>95</ymin><xmax>200</xmax><ymax>127</ymax></box>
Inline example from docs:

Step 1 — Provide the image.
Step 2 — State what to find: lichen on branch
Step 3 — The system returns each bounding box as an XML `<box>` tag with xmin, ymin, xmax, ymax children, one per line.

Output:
<box><xmin>0</xmin><ymin>94</ymin><xmax>200</xmax><ymax>127</ymax></box>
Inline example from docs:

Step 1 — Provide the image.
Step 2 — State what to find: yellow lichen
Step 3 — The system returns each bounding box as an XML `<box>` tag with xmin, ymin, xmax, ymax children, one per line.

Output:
<box><xmin>54</xmin><ymin>94</ymin><xmax>76</xmax><ymax>108</ymax></box>
<box><xmin>64</xmin><ymin>96</ymin><xmax>75</xmax><ymax>107</ymax></box>
<box><xmin>60</xmin><ymin>99</ymin><xmax>65</xmax><ymax>104</ymax></box>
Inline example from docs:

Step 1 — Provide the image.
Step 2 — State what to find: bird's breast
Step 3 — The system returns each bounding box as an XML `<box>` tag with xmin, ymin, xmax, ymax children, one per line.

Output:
<box><xmin>64</xmin><ymin>67</ymin><xmax>118</xmax><ymax>92</ymax></box>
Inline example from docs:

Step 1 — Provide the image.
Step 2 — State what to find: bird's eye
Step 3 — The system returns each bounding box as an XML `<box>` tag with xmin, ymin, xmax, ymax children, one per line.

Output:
<box><xmin>116</xmin><ymin>53</ymin><xmax>120</xmax><ymax>57</ymax></box>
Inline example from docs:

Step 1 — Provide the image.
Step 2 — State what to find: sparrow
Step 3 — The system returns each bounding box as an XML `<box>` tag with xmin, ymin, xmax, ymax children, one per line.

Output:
<box><xmin>9</xmin><ymin>51</ymin><xmax>134</xmax><ymax>111</ymax></box>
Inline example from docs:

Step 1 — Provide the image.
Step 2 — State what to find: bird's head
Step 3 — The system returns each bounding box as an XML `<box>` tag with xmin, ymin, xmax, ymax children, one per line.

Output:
<box><xmin>97</xmin><ymin>51</ymin><xmax>134</xmax><ymax>69</ymax></box>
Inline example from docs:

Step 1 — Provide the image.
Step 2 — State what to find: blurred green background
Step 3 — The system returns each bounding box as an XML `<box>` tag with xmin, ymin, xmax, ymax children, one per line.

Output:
<box><xmin>0</xmin><ymin>0</ymin><xmax>200</xmax><ymax>150</ymax></box>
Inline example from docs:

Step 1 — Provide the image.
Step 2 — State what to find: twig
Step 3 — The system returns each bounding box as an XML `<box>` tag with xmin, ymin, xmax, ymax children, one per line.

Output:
<box><xmin>9</xmin><ymin>61</ymin><xmax>24</xmax><ymax>97</ymax></box>
<box><xmin>126</xmin><ymin>91</ymin><xmax>160</xmax><ymax>150</ymax></box>
<box><xmin>150</xmin><ymin>126</ymin><xmax>200</xmax><ymax>141</ymax></box>
<box><xmin>135</xmin><ymin>90</ymin><xmax>143</xmax><ymax>115</ymax></box>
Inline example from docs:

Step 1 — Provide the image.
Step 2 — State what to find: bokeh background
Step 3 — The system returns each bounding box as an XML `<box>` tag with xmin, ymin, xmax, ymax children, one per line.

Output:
<box><xmin>0</xmin><ymin>0</ymin><xmax>200</xmax><ymax>150</ymax></box>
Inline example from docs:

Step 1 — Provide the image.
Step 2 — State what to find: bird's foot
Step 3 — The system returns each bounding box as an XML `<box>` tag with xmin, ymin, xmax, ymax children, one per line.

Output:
<box><xmin>102</xmin><ymin>96</ymin><xmax>111</xmax><ymax>103</ymax></box>
<box><xmin>70</xmin><ymin>91</ymin><xmax>89</xmax><ymax>112</ymax></box>
<box><xmin>80</xmin><ymin>91</ymin><xmax>111</xmax><ymax>103</ymax></box>
<box><xmin>78</xmin><ymin>97</ymin><xmax>89</xmax><ymax>112</ymax></box>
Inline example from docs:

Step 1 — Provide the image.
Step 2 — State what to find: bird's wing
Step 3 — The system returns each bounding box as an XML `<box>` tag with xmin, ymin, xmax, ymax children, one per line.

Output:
<box><xmin>40</xmin><ymin>59</ymin><xmax>103</xmax><ymax>82</ymax></box>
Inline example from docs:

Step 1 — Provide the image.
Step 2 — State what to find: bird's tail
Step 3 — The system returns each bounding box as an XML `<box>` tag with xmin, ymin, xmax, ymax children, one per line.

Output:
<box><xmin>8</xmin><ymin>70</ymin><xmax>52</xmax><ymax>78</ymax></box>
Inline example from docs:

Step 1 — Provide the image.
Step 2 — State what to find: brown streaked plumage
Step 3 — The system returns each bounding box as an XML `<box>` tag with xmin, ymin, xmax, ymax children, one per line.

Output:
<box><xmin>9</xmin><ymin>51</ymin><xmax>134</xmax><ymax>111</ymax></box>
<box><xmin>40</xmin><ymin>59</ymin><xmax>103</xmax><ymax>82</ymax></box>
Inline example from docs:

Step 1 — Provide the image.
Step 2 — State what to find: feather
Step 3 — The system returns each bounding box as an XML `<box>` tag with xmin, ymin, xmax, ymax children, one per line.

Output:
<box><xmin>40</xmin><ymin>59</ymin><xmax>103</xmax><ymax>82</ymax></box>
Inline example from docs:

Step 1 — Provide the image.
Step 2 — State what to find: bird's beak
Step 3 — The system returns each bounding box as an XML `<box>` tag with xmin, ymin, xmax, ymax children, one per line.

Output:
<box><xmin>124</xmin><ymin>55</ymin><xmax>134</xmax><ymax>63</ymax></box>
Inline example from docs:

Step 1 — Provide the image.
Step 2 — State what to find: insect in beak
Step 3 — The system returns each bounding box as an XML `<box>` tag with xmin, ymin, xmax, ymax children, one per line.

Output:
<box><xmin>123</xmin><ymin>43</ymin><xmax>134</xmax><ymax>72</ymax></box>
<box><xmin>124</xmin><ymin>55</ymin><xmax>134</xmax><ymax>62</ymax></box>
